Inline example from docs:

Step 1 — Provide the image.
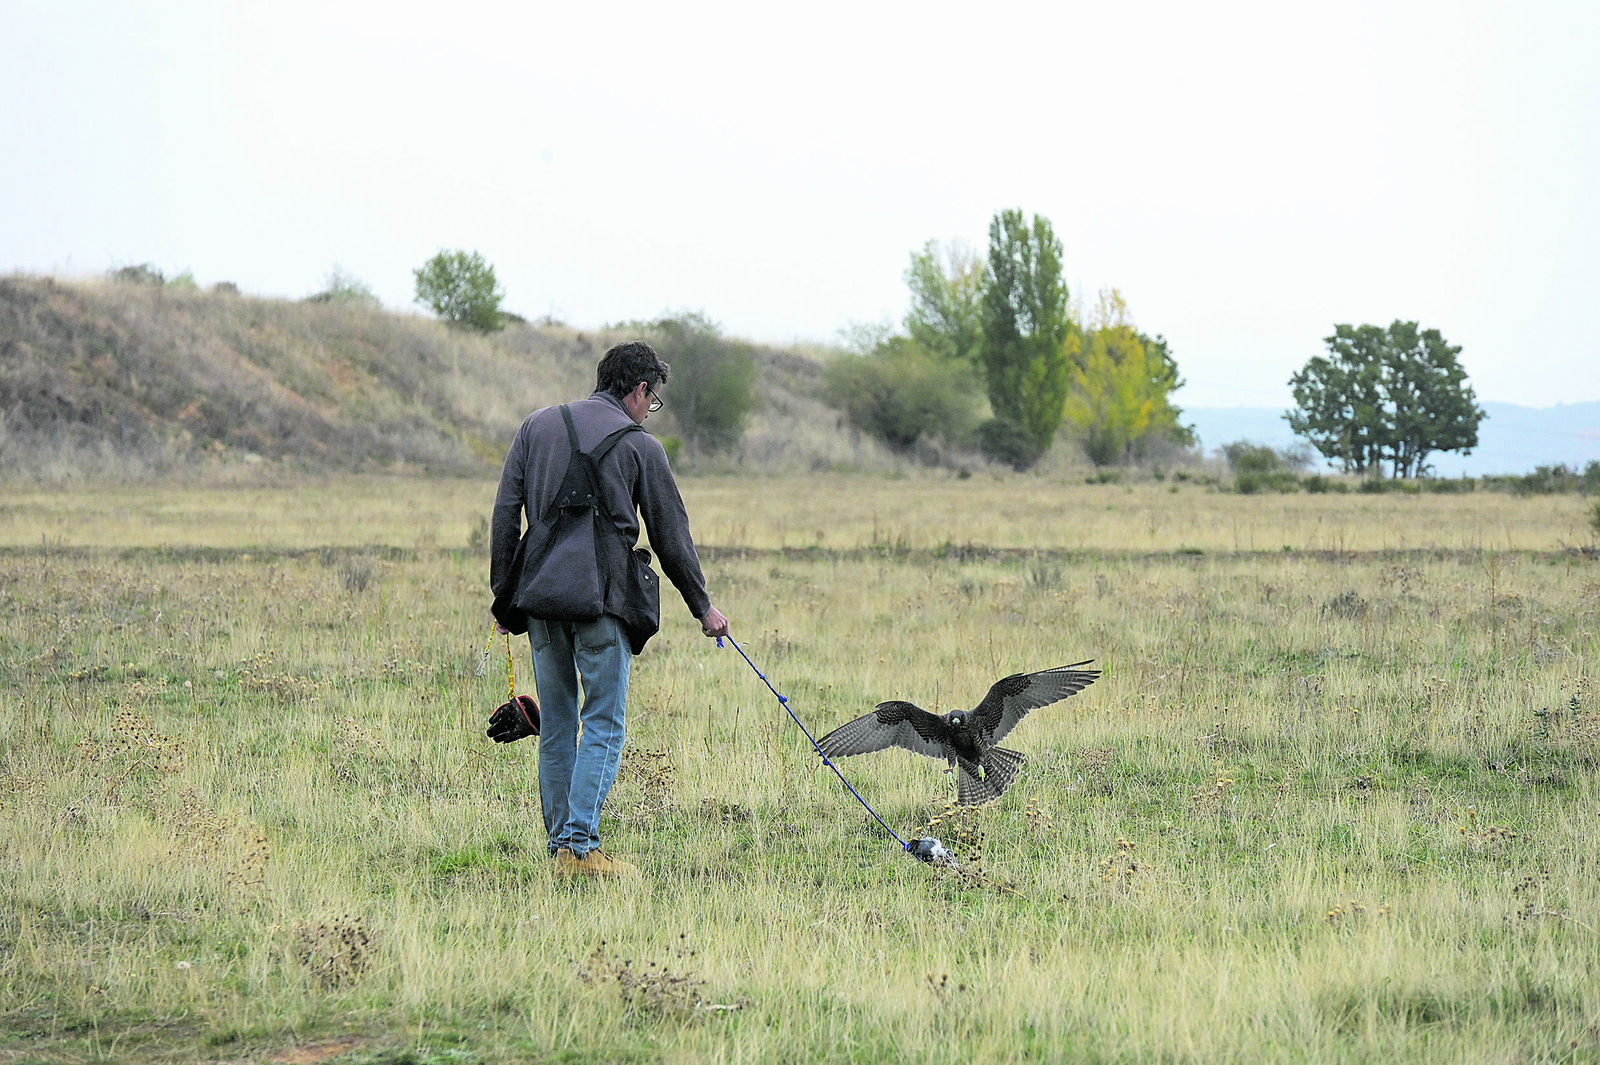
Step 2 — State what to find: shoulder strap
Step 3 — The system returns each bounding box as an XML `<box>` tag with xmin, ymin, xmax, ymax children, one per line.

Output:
<box><xmin>591</xmin><ymin>422</ymin><xmax>643</xmax><ymax>464</ymax></box>
<box><xmin>548</xmin><ymin>406</ymin><xmax>597</xmax><ymax>514</ymax></box>
<box><xmin>560</xmin><ymin>404</ymin><xmax>642</xmax><ymax>462</ymax></box>
<box><xmin>587</xmin><ymin>423</ymin><xmax>643</xmax><ymax>523</ymax></box>
<box><xmin>559</xmin><ymin>404</ymin><xmax>581</xmax><ymax>452</ymax></box>
<box><xmin>547</xmin><ymin>406</ymin><xmax>644</xmax><ymax>517</ymax></box>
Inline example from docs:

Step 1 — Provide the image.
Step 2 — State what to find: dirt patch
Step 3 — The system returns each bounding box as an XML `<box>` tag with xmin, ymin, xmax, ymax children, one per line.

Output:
<box><xmin>268</xmin><ymin>1039</ymin><xmax>364</xmax><ymax>1064</ymax></box>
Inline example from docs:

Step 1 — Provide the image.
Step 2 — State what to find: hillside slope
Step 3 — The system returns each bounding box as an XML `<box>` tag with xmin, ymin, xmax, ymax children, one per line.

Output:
<box><xmin>0</xmin><ymin>276</ymin><xmax>893</xmax><ymax>483</ymax></box>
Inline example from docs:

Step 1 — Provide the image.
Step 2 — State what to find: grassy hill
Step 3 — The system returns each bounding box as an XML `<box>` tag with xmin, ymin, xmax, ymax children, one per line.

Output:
<box><xmin>0</xmin><ymin>274</ymin><xmax>902</xmax><ymax>484</ymax></box>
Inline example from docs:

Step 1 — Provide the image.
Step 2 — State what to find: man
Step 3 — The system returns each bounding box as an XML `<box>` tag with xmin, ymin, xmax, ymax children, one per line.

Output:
<box><xmin>490</xmin><ymin>340</ymin><xmax>730</xmax><ymax>878</ymax></box>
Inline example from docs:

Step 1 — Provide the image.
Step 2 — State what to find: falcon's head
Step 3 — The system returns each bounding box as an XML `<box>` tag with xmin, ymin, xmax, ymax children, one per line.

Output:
<box><xmin>948</xmin><ymin>712</ymin><xmax>968</xmax><ymax>733</ymax></box>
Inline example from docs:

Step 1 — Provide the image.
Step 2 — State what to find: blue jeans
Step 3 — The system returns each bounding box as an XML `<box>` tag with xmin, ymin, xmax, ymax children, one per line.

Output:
<box><xmin>528</xmin><ymin>615</ymin><xmax>632</xmax><ymax>857</ymax></box>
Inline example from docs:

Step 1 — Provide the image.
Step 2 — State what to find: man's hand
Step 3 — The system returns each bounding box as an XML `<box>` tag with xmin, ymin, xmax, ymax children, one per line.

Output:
<box><xmin>699</xmin><ymin>606</ymin><xmax>730</xmax><ymax>639</ymax></box>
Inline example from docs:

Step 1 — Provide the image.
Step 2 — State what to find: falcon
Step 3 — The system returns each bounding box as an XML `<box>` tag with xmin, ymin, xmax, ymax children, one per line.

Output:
<box><xmin>816</xmin><ymin>662</ymin><xmax>1101</xmax><ymax>805</ymax></box>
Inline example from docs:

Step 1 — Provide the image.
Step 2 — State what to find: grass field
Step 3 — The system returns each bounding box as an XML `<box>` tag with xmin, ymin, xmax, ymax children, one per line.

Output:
<box><xmin>2</xmin><ymin>475</ymin><xmax>1597</xmax><ymax>1064</ymax></box>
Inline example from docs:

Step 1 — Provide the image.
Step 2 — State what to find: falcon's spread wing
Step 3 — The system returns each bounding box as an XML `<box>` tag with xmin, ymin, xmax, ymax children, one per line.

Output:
<box><xmin>817</xmin><ymin>700</ymin><xmax>951</xmax><ymax>761</ymax></box>
<box><xmin>972</xmin><ymin>661</ymin><xmax>1101</xmax><ymax>744</ymax></box>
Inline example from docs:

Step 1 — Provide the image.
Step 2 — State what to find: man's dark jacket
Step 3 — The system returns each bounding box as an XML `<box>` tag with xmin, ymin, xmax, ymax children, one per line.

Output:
<box><xmin>489</xmin><ymin>392</ymin><xmax>711</xmax><ymax>642</ymax></box>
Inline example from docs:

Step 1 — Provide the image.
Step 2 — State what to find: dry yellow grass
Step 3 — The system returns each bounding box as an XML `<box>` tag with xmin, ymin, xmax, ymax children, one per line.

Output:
<box><xmin>1</xmin><ymin>474</ymin><xmax>1596</xmax><ymax>1064</ymax></box>
<box><xmin>1</xmin><ymin>474</ymin><xmax>1590</xmax><ymax>553</ymax></box>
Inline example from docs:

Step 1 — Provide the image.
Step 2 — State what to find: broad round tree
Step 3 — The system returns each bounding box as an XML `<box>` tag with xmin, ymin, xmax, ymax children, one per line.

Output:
<box><xmin>413</xmin><ymin>250</ymin><xmax>505</xmax><ymax>333</ymax></box>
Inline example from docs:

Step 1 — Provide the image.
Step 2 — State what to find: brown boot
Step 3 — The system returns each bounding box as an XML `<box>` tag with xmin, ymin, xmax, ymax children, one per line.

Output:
<box><xmin>555</xmin><ymin>848</ymin><xmax>638</xmax><ymax>879</ymax></box>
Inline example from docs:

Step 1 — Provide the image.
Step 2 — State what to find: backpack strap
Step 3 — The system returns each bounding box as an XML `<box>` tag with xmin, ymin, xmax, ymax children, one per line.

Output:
<box><xmin>587</xmin><ymin>422</ymin><xmax>644</xmax><ymax>523</ymax></box>
<box><xmin>590</xmin><ymin>422</ymin><xmax>644</xmax><ymax>464</ymax></box>
<box><xmin>560</xmin><ymin>404</ymin><xmax>642</xmax><ymax>464</ymax></box>
<box><xmin>560</xmin><ymin>403</ymin><xmax>581</xmax><ymax>452</ymax></box>
<box><xmin>547</xmin><ymin>405</ymin><xmax>643</xmax><ymax>516</ymax></box>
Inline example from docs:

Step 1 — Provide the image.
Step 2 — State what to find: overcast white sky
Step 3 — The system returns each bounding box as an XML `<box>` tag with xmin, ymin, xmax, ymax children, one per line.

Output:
<box><xmin>4</xmin><ymin>0</ymin><xmax>1596</xmax><ymax>408</ymax></box>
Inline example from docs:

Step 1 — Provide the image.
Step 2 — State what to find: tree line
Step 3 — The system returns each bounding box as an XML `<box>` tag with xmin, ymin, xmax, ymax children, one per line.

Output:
<box><xmin>407</xmin><ymin>217</ymin><xmax>1196</xmax><ymax>472</ymax></box>
<box><xmin>827</xmin><ymin>209</ymin><xmax>1192</xmax><ymax>471</ymax></box>
<box><xmin>400</xmin><ymin>242</ymin><xmax>1495</xmax><ymax>479</ymax></box>
<box><xmin>153</xmin><ymin>237</ymin><xmax>1483</xmax><ymax>477</ymax></box>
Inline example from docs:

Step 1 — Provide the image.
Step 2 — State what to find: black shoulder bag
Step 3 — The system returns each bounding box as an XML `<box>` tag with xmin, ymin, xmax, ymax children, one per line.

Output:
<box><xmin>492</xmin><ymin>407</ymin><xmax>661</xmax><ymax>654</ymax></box>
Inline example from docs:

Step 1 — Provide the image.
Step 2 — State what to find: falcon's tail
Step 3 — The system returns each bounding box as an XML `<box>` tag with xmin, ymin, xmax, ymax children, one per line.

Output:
<box><xmin>956</xmin><ymin>746</ymin><xmax>1027</xmax><ymax>806</ymax></box>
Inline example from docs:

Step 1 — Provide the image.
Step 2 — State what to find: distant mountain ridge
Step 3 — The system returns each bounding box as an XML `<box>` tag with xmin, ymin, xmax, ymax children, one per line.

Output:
<box><xmin>1184</xmin><ymin>401</ymin><xmax>1600</xmax><ymax>476</ymax></box>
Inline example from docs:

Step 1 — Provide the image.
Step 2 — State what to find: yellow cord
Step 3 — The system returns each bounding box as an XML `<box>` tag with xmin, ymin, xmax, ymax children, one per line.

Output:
<box><xmin>505</xmin><ymin>632</ymin><xmax>516</xmax><ymax>701</ymax></box>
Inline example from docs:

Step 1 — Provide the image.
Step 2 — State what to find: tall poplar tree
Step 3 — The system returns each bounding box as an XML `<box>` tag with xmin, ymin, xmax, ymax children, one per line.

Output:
<box><xmin>979</xmin><ymin>210</ymin><xmax>1074</xmax><ymax>462</ymax></box>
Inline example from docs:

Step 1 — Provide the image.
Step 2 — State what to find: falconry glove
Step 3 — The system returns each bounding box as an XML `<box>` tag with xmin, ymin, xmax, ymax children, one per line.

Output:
<box><xmin>487</xmin><ymin>694</ymin><xmax>540</xmax><ymax>743</ymax></box>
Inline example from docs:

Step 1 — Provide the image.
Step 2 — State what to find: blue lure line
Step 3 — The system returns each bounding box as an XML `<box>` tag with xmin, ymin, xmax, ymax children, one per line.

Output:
<box><xmin>717</xmin><ymin>636</ymin><xmax>953</xmax><ymax>865</ymax></box>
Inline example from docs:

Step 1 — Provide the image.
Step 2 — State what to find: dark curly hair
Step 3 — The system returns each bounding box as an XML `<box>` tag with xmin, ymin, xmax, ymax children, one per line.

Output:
<box><xmin>596</xmin><ymin>341</ymin><xmax>671</xmax><ymax>400</ymax></box>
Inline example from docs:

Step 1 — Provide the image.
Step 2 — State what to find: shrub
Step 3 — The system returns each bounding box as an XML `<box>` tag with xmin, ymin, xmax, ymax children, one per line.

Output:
<box><xmin>1420</xmin><ymin>477</ymin><xmax>1473</xmax><ymax>493</ymax></box>
<box><xmin>623</xmin><ymin>312</ymin><xmax>757</xmax><ymax>456</ymax></box>
<box><xmin>1221</xmin><ymin>441</ymin><xmax>1313</xmax><ymax>475</ymax></box>
<box><xmin>1358</xmin><ymin>478</ymin><xmax>1420</xmax><ymax>494</ymax></box>
<box><xmin>107</xmin><ymin>263</ymin><xmax>166</xmax><ymax>286</ymax></box>
<box><xmin>308</xmin><ymin>266</ymin><xmax>381</xmax><ymax>308</ymax></box>
<box><xmin>1518</xmin><ymin>465</ymin><xmax>1579</xmax><ymax>495</ymax></box>
<box><xmin>824</xmin><ymin>340</ymin><xmax>979</xmax><ymax>459</ymax></box>
<box><xmin>1234</xmin><ymin>470</ymin><xmax>1301</xmax><ymax>494</ymax></box>
<box><xmin>975</xmin><ymin>418</ymin><xmax>1043</xmax><ymax>472</ymax></box>
<box><xmin>1301</xmin><ymin>475</ymin><xmax>1348</xmax><ymax>494</ymax></box>
<box><xmin>1481</xmin><ymin>463</ymin><xmax>1600</xmax><ymax>496</ymax></box>
<box><xmin>1322</xmin><ymin>590</ymin><xmax>1370</xmax><ymax>619</ymax></box>
<box><xmin>1222</xmin><ymin>441</ymin><xmax>1310</xmax><ymax>493</ymax></box>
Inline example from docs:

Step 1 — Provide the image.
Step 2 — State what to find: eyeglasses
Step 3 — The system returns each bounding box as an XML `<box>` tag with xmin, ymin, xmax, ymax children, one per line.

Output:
<box><xmin>645</xmin><ymin>384</ymin><xmax>663</xmax><ymax>413</ymax></box>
